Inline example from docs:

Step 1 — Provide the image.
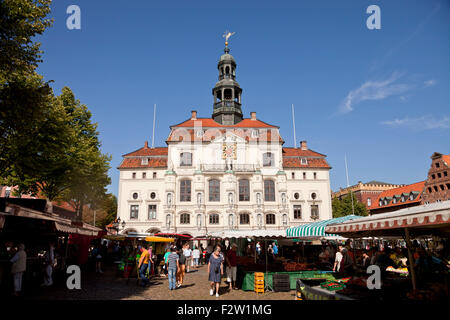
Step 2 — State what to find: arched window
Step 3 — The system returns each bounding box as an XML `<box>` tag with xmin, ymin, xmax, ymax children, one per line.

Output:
<box><xmin>209</xmin><ymin>213</ymin><xmax>219</xmax><ymax>224</ymax></box>
<box><xmin>239</xmin><ymin>179</ymin><xmax>250</xmax><ymax>201</ymax></box>
<box><xmin>180</xmin><ymin>180</ymin><xmax>191</xmax><ymax>202</ymax></box>
<box><xmin>264</xmin><ymin>180</ymin><xmax>275</xmax><ymax>201</ymax></box>
<box><xmin>180</xmin><ymin>213</ymin><xmax>190</xmax><ymax>224</ymax></box>
<box><xmin>209</xmin><ymin>179</ymin><xmax>220</xmax><ymax>202</ymax></box>
<box><xmin>225</xmin><ymin>66</ymin><xmax>230</xmax><ymax>75</ymax></box>
<box><xmin>263</xmin><ymin>152</ymin><xmax>274</xmax><ymax>167</ymax></box>
<box><xmin>266</xmin><ymin>213</ymin><xmax>276</xmax><ymax>225</ymax></box>
<box><xmin>239</xmin><ymin>213</ymin><xmax>250</xmax><ymax>225</ymax></box>
<box><xmin>180</xmin><ymin>152</ymin><xmax>192</xmax><ymax>166</ymax></box>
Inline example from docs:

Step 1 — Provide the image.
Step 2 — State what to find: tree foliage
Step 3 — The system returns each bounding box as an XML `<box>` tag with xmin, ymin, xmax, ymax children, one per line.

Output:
<box><xmin>332</xmin><ymin>194</ymin><xmax>368</xmax><ymax>218</ymax></box>
<box><xmin>0</xmin><ymin>1</ymin><xmax>112</xmax><ymax>222</ymax></box>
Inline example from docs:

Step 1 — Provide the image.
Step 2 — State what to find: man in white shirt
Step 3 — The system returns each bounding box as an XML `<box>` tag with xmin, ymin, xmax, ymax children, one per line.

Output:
<box><xmin>183</xmin><ymin>244</ymin><xmax>192</xmax><ymax>273</ymax></box>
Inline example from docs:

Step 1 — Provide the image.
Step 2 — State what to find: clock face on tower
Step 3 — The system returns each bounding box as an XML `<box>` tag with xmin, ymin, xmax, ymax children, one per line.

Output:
<box><xmin>222</xmin><ymin>143</ymin><xmax>237</xmax><ymax>159</ymax></box>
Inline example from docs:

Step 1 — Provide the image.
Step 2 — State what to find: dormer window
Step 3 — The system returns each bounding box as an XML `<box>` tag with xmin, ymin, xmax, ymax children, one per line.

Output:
<box><xmin>251</xmin><ymin>130</ymin><xmax>259</xmax><ymax>138</ymax></box>
<box><xmin>393</xmin><ymin>197</ymin><xmax>397</xmax><ymax>204</ymax></box>
<box><xmin>180</xmin><ymin>152</ymin><xmax>192</xmax><ymax>166</ymax></box>
<box><xmin>141</xmin><ymin>158</ymin><xmax>148</xmax><ymax>165</ymax></box>
<box><xmin>401</xmin><ymin>195</ymin><xmax>406</xmax><ymax>202</ymax></box>
<box><xmin>301</xmin><ymin>158</ymin><xmax>308</xmax><ymax>165</ymax></box>
<box><xmin>196</xmin><ymin>130</ymin><xmax>203</xmax><ymax>138</ymax></box>
<box><xmin>379</xmin><ymin>199</ymin><xmax>383</xmax><ymax>206</ymax></box>
<box><xmin>384</xmin><ymin>199</ymin><xmax>388</xmax><ymax>206</ymax></box>
<box><xmin>409</xmin><ymin>193</ymin><xmax>414</xmax><ymax>201</ymax></box>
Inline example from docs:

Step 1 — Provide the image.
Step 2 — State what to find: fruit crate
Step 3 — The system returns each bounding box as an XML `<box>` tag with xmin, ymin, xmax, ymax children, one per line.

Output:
<box><xmin>320</xmin><ymin>281</ymin><xmax>346</xmax><ymax>291</ymax></box>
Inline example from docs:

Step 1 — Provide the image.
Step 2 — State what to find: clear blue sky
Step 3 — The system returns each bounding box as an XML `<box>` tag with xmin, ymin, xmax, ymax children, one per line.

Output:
<box><xmin>36</xmin><ymin>0</ymin><xmax>450</xmax><ymax>196</ymax></box>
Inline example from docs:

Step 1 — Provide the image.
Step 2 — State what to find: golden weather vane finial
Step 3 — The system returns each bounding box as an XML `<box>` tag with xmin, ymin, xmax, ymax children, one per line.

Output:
<box><xmin>223</xmin><ymin>30</ymin><xmax>235</xmax><ymax>47</ymax></box>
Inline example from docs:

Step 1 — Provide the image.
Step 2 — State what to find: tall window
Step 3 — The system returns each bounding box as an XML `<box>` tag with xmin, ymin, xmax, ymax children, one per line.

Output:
<box><xmin>293</xmin><ymin>205</ymin><xmax>302</xmax><ymax>219</ymax></box>
<box><xmin>130</xmin><ymin>205</ymin><xmax>139</xmax><ymax>219</ymax></box>
<box><xmin>209</xmin><ymin>179</ymin><xmax>220</xmax><ymax>202</ymax></box>
<box><xmin>132</xmin><ymin>172</ymin><xmax>136</xmax><ymax>179</ymax></box>
<box><xmin>263</xmin><ymin>152</ymin><xmax>274</xmax><ymax>167</ymax></box>
<box><xmin>153</xmin><ymin>172</ymin><xmax>157</xmax><ymax>179</ymax></box>
<box><xmin>264</xmin><ymin>180</ymin><xmax>275</xmax><ymax>201</ymax></box>
<box><xmin>266</xmin><ymin>214</ymin><xmax>276</xmax><ymax>225</ymax></box>
<box><xmin>180</xmin><ymin>180</ymin><xmax>191</xmax><ymax>202</ymax></box>
<box><xmin>311</xmin><ymin>205</ymin><xmax>319</xmax><ymax>220</ymax></box>
<box><xmin>239</xmin><ymin>179</ymin><xmax>250</xmax><ymax>201</ymax></box>
<box><xmin>303</xmin><ymin>172</ymin><xmax>306</xmax><ymax>179</ymax></box>
<box><xmin>240</xmin><ymin>213</ymin><xmax>250</xmax><ymax>225</ymax></box>
<box><xmin>209</xmin><ymin>214</ymin><xmax>219</xmax><ymax>224</ymax></box>
<box><xmin>148</xmin><ymin>205</ymin><xmax>156</xmax><ymax>220</ymax></box>
<box><xmin>180</xmin><ymin>152</ymin><xmax>192</xmax><ymax>166</ymax></box>
<box><xmin>142</xmin><ymin>172</ymin><xmax>146</xmax><ymax>179</ymax></box>
<box><xmin>313</xmin><ymin>172</ymin><xmax>317</xmax><ymax>179</ymax></box>
<box><xmin>180</xmin><ymin>213</ymin><xmax>190</xmax><ymax>224</ymax></box>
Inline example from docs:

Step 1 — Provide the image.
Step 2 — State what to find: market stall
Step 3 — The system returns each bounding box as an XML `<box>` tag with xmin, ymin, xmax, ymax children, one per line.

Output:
<box><xmin>324</xmin><ymin>201</ymin><xmax>450</xmax><ymax>300</ymax></box>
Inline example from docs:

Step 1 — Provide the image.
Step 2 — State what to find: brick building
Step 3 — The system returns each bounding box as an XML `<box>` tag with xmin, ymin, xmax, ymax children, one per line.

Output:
<box><xmin>332</xmin><ymin>181</ymin><xmax>404</xmax><ymax>210</ymax></box>
<box><xmin>421</xmin><ymin>152</ymin><xmax>450</xmax><ymax>204</ymax></box>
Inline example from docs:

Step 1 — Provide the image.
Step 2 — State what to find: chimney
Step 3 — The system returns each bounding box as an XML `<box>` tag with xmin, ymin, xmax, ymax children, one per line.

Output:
<box><xmin>250</xmin><ymin>112</ymin><xmax>256</xmax><ymax>120</ymax></box>
<box><xmin>144</xmin><ymin>141</ymin><xmax>148</xmax><ymax>148</ymax></box>
<box><xmin>191</xmin><ymin>110</ymin><xmax>197</xmax><ymax>120</ymax></box>
<box><xmin>300</xmin><ymin>140</ymin><xmax>307</xmax><ymax>150</ymax></box>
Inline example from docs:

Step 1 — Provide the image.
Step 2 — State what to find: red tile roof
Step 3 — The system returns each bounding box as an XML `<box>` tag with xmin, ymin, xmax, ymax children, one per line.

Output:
<box><xmin>118</xmin><ymin>157</ymin><xmax>167</xmax><ymax>169</ymax></box>
<box><xmin>442</xmin><ymin>155</ymin><xmax>450</xmax><ymax>166</ymax></box>
<box><xmin>282</xmin><ymin>147</ymin><xmax>326</xmax><ymax>157</ymax></box>
<box><xmin>166</xmin><ymin>128</ymin><xmax>284</xmax><ymax>143</ymax></box>
<box><xmin>372</xmin><ymin>181</ymin><xmax>425</xmax><ymax>210</ymax></box>
<box><xmin>123</xmin><ymin>145</ymin><xmax>168</xmax><ymax>157</ymax></box>
<box><xmin>282</xmin><ymin>157</ymin><xmax>330</xmax><ymax>169</ymax></box>
<box><xmin>171</xmin><ymin>118</ymin><xmax>278</xmax><ymax>129</ymax></box>
<box><xmin>281</xmin><ymin>148</ymin><xmax>330</xmax><ymax>168</ymax></box>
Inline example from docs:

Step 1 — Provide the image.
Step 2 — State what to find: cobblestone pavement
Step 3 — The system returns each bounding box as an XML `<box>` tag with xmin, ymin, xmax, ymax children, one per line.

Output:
<box><xmin>27</xmin><ymin>264</ymin><xmax>295</xmax><ymax>300</ymax></box>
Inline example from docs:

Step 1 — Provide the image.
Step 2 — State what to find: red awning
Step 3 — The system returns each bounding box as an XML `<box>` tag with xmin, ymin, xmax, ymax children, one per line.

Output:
<box><xmin>325</xmin><ymin>201</ymin><xmax>450</xmax><ymax>238</ymax></box>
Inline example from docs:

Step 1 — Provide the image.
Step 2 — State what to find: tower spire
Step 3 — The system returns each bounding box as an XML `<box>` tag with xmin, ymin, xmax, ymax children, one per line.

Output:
<box><xmin>212</xmin><ymin>32</ymin><xmax>243</xmax><ymax>125</ymax></box>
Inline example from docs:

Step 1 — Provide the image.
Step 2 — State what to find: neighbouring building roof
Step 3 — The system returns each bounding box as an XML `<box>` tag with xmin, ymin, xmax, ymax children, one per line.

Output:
<box><xmin>119</xmin><ymin>142</ymin><xmax>168</xmax><ymax>169</ymax></box>
<box><xmin>372</xmin><ymin>181</ymin><xmax>426</xmax><ymax>210</ymax></box>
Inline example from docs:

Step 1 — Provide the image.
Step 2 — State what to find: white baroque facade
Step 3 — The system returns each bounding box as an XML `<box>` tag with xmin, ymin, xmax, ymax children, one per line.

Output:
<box><xmin>117</xmin><ymin>44</ymin><xmax>333</xmax><ymax>237</ymax></box>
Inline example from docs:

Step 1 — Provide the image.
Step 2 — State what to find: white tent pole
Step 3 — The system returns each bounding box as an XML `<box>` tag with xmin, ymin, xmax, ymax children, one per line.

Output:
<box><xmin>151</xmin><ymin>103</ymin><xmax>156</xmax><ymax>148</ymax></box>
<box><xmin>291</xmin><ymin>104</ymin><xmax>297</xmax><ymax>148</ymax></box>
<box><xmin>345</xmin><ymin>154</ymin><xmax>355</xmax><ymax>215</ymax></box>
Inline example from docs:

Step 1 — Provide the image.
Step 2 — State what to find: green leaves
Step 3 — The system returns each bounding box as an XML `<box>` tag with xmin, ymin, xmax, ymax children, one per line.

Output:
<box><xmin>332</xmin><ymin>194</ymin><xmax>368</xmax><ymax>218</ymax></box>
<box><xmin>0</xmin><ymin>1</ymin><xmax>112</xmax><ymax>221</ymax></box>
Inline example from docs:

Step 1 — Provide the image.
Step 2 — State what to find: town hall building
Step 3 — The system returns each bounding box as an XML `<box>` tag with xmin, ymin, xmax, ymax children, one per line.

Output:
<box><xmin>116</xmin><ymin>41</ymin><xmax>333</xmax><ymax>237</ymax></box>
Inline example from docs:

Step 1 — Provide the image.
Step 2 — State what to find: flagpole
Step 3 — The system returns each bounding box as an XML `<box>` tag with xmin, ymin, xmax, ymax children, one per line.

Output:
<box><xmin>345</xmin><ymin>154</ymin><xmax>355</xmax><ymax>215</ymax></box>
<box><xmin>152</xmin><ymin>104</ymin><xmax>156</xmax><ymax>148</ymax></box>
<box><xmin>291</xmin><ymin>104</ymin><xmax>297</xmax><ymax>148</ymax></box>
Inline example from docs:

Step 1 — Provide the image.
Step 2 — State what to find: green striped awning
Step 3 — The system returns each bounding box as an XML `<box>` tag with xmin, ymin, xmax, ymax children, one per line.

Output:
<box><xmin>286</xmin><ymin>215</ymin><xmax>362</xmax><ymax>238</ymax></box>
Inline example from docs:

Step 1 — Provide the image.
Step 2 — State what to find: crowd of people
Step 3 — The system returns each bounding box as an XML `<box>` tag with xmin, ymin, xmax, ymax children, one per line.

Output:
<box><xmin>317</xmin><ymin>240</ymin><xmax>450</xmax><ymax>282</ymax></box>
<box><xmin>129</xmin><ymin>240</ymin><xmax>242</xmax><ymax>297</ymax></box>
